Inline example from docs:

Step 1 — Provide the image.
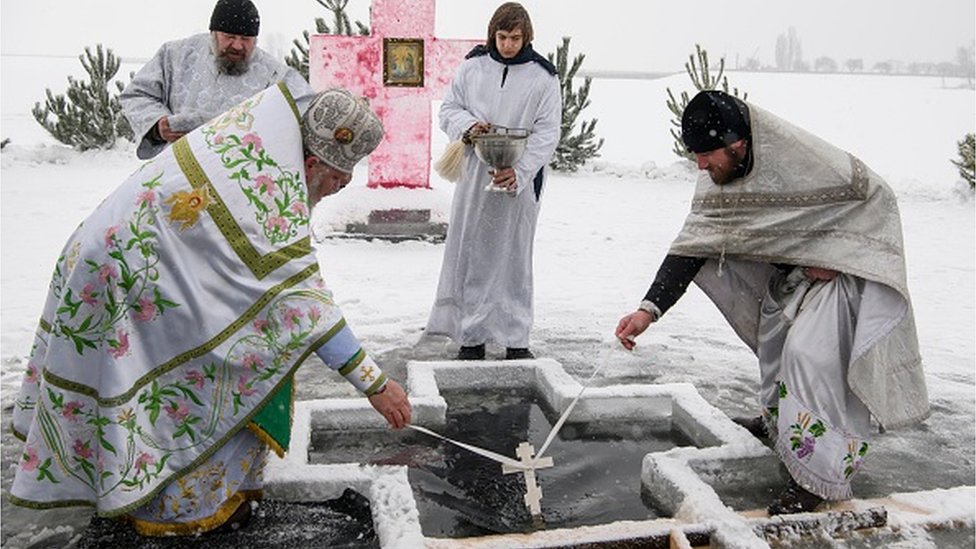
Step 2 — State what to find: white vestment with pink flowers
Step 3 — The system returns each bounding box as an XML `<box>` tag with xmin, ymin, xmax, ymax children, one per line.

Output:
<box><xmin>10</xmin><ymin>83</ymin><xmax>385</xmax><ymax>530</ymax></box>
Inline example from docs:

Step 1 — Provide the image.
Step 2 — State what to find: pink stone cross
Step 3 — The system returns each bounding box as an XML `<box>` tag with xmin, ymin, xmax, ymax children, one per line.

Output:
<box><xmin>308</xmin><ymin>0</ymin><xmax>481</xmax><ymax>189</ymax></box>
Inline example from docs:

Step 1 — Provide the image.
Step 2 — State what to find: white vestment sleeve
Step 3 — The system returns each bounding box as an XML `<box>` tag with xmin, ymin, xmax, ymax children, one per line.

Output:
<box><xmin>439</xmin><ymin>63</ymin><xmax>480</xmax><ymax>141</ymax></box>
<box><xmin>513</xmin><ymin>74</ymin><xmax>561</xmax><ymax>196</ymax></box>
<box><xmin>120</xmin><ymin>44</ymin><xmax>175</xmax><ymax>158</ymax></box>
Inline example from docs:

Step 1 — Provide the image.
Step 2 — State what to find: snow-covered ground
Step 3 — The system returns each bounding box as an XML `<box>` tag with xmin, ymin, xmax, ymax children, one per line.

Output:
<box><xmin>1</xmin><ymin>67</ymin><xmax>974</xmax><ymax>547</ymax></box>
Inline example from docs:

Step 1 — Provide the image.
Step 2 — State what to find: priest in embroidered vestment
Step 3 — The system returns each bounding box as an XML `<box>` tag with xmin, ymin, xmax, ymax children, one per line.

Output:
<box><xmin>9</xmin><ymin>85</ymin><xmax>411</xmax><ymax>536</ymax></box>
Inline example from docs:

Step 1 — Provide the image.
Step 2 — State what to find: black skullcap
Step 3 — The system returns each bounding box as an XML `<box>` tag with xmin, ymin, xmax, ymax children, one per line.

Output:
<box><xmin>209</xmin><ymin>0</ymin><xmax>260</xmax><ymax>37</ymax></box>
<box><xmin>681</xmin><ymin>90</ymin><xmax>751</xmax><ymax>153</ymax></box>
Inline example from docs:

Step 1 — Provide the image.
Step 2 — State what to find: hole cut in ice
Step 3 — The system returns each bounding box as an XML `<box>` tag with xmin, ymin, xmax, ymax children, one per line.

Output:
<box><xmin>309</xmin><ymin>388</ymin><xmax>694</xmax><ymax>539</ymax></box>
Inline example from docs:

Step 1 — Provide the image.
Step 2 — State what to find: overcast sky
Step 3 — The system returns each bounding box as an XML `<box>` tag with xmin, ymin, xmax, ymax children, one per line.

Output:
<box><xmin>2</xmin><ymin>0</ymin><xmax>973</xmax><ymax>72</ymax></box>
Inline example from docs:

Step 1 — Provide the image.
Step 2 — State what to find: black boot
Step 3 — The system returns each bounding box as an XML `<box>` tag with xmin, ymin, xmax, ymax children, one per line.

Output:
<box><xmin>732</xmin><ymin>415</ymin><xmax>769</xmax><ymax>440</ymax></box>
<box><xmin>456</xmin><ymin>344</ymin><xmax>485</xmax><ymax>360</ymax></box>
<box><xmin>505</xmin><ymin>348</ymin><xmax>535</xmax><ymax>360</ymax></box>
<box><xmin>767</xmin><ymin>478</ymin><xmax>824</xmax><ymax>515</ymax></box>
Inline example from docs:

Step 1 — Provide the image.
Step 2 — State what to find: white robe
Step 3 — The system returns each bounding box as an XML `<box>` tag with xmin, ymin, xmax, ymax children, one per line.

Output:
<box><xmin>426</xmin><ymin>54</ymin><xmax>561</xmax><ymax>348</ymax></box>
<box><xmin>121</xmin><ymin>33</ymin><xmax>313</xmax><ymax>159</ymax></box>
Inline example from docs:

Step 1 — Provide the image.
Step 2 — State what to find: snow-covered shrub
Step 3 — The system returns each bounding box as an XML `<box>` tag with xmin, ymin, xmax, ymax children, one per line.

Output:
<box><xmin>547</xmin><ymin>37</ymin><xmax>604</xmax><ymax>172</ymax></box>
<box><xmin>951</xmin><ymin>133</ymin><xmax>974</xmax><ymax>189</ymax></box>
<box><xmin>666</xmin><ymin>44</ymin><xmax>748</xmax><ymax>161</ymax></box>
<box><xmin>32</xmin><ymin>45</ymin><xmax>133</xmax><ymax>150</ymax></box>
<box><xmin>285</xmin><ymin>0</ymin><xmax>369</xmax><ymax>81</ymax></box>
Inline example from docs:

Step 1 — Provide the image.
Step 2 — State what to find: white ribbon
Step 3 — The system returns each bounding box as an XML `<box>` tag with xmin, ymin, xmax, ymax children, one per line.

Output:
<box><xmin>536</xmin><ymin>343</ymin><xmax>612</xmax><ymax>459</ymax></box>
<box><xmin>407</xmin><ymin>424</ymin><xmax>532</xmax><ymax>471</ymax></box>
<box><xmin>408</xmin><ymin>341</ymin><xmax>616</xmax><ymax>467</ymax></box>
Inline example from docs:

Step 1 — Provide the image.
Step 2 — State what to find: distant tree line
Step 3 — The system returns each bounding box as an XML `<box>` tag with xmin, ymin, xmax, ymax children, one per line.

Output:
<box><xmin>738</xmin><ymin>27</ymin><xmax>974</xmax><ymax>85</ymax></box>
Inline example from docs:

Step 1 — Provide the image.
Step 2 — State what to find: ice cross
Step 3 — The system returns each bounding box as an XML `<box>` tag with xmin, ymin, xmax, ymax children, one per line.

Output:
<box><xmin>308</xmin><ymin>0</ymin><xmax>481</xmax><ymax>189</ymax></box>
<box><xmin>502</xmin><ymin>441</ymin><xmax>554</xmax><ymax>516</ymax></box>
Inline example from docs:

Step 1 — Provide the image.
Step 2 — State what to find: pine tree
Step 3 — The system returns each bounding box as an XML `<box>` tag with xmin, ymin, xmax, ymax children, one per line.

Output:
<box><xmin>547</xmin><ymin>37</ymin><xmax>603</xmax><ymax>172</ymax></box>
<box><xmin>286</xmin><ymin>0</ymin><xmax>370</xmax><ymax>81</ymax></box>
<box><xmin>952</xmin><ymin>133</ymin><xmax>975</xmax><ymax>189</ymax></box>
<box><xmin>32</xmin><ymin>45</ymin><xmax>133</xmax><ymax>150</ymax></box>
<box><xmin>666</xmin><ymin>44</ymin><xmax>748</xmax><ymax>161</ymax></box>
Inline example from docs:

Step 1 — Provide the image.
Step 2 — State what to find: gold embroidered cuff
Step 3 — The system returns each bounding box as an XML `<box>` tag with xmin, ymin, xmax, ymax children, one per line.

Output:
<box><xmin>342</xmin><ymin>354</ymin><xmax>385</xmax><ymax>394</ymax></box>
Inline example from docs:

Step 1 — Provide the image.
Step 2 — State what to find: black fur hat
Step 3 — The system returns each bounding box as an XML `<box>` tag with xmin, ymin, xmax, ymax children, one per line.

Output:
<box><xmin>209</xmin><ymin>0</ymin><xmax>260</xmax><ymax>37</ymax></box>
<box><xmin>681</xmin><ymin>90</ymin><xmax>751</xmax><ymax>153</ymax></box>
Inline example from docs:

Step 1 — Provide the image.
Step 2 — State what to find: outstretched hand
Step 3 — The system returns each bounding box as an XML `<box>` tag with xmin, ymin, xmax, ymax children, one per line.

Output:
<box><xmin>615</xmin><ymin>310</ymin><xmax>654</xmax><ymax>351</ymax></box>
<box><xmin>368</xmin><ymin>380</ymin><xmax>411</xmax><ymax>429</ymax></box>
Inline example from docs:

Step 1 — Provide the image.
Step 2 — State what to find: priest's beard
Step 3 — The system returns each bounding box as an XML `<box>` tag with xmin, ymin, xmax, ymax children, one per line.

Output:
<box><xmin>212</xmin><ymin>36</ymin><xmax>253</xmax><ymax>76</ymax></box>
<box><xmin>708</xmin><ymin>145</ymin><xmax>749</xmax><ymax>185</ymax></box>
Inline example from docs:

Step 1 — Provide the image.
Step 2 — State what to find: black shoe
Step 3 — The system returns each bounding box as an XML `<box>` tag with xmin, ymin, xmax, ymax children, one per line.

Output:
<box><xmin>732</xmin><ymin>415</ymin><xmax>769</xmax><ymax>440</ymax></box>
<box><xmin>505</xmin><ymin>348</ymin><xmax>535</xmax><ymax>360</ymax></box>
<box><xmin>456</xmin><ymin>344</ymin><xmax>485</xmax><ymax>360</ymax></box>
<box><xmin>767</xmin><ymin>478</ymin><xmax>824</xmax><ymax>515</ymax></box>
<box><xmin>210</xmin><ymin>499</ymin><xmax>252</xmax><ymax>534</ymax></box>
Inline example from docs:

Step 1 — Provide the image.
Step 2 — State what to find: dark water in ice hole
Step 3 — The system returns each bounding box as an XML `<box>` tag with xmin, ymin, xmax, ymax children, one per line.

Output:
<box><xmin>309</xmin><ymin>389</ymin><xmax>694</xmax><ymax>539</ymax></box>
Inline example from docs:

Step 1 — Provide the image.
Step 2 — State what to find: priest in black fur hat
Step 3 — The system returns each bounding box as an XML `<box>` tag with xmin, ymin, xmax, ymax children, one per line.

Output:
<box><xmin>616</xmin><ymin>90</ymin><xmax>928</xmax><ymax>516</ymax></box>
<box><xmin>121</xmin><ymin>0</ymin><xmax>313</xmax><ymax>159</ymax></box>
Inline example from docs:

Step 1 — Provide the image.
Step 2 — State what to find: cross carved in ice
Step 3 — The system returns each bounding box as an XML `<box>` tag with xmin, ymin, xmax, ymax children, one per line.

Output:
<box><xmin>502</xmin><ymin>441</ymin><xmax>554</xmax><ymax>516</ymax></box>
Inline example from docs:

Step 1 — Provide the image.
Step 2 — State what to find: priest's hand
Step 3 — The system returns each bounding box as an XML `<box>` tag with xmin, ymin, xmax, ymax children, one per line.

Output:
<box><xmin>804</xmin><ymin>267</ymin><xmax>839</xmax><ymax>281</ymax></box>
<box><xmin>368</xmin><ymin>380</ymin><xmax>411</xmax><ymax>429</ymax></box>
<box><xmin>157</xmin><ymin>117</ymin><xmax>186</xmax><ymax>143</ymax></box>
<box><xmin>490</xmin><ymin>167</ymin><xmax>517</xmax><ymax>192</ymax></box>
<box><xmin>462</xmin><ymin>121</ymin><xmax>491</xmax><ymax>144</ymax></box>
<box><xmin>615</xmin><ymin>310</ymin><xmax>654</xmax><ymax>351</ymax></box>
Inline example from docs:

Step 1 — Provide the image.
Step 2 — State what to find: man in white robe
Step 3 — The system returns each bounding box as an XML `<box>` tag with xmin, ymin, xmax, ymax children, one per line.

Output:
<box><xmin>426</xmin><ymin>2</ymin><xmax>561</xmax><ymax>361</ymax></box>
<box><xmin>615</xmin><ymin>90</ymin><xmax>928</xmax><ymax>515</ymax></box>
<box><xmin>10</xmin><ymin>85</ymin><xmax>411</xmax><ymax>536</ymax></box>
<box><xmin>121</xmin><ymin>0</ymin><xmax>312</xmax><ymax>160</ymax></box>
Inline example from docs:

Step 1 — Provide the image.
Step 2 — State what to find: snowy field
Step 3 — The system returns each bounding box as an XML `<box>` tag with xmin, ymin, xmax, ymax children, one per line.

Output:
<box><xmin>1</xmin><ymin>67</ymin><xmax>974</xmax><ymax>547</ymax></box>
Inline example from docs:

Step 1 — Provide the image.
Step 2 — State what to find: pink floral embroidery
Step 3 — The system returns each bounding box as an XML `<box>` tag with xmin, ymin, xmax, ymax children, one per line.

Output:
<box><xmin>185</xmin><ymin>370</ymin><xmax>205</xmax><ymax>390</ymax></box>
<box><xmin>242</xmin><ymin>352</ymin><xmax>264</xmax><ymax>371</ymax></box>
<box><xmin>290</xmin><ymin>202</ymin><xmax>308</xmax><ymax>216</ymax></box>
<box><xmin>104</xmin><ymin>226</ymin><xmax>119</xmax><ymax>248</ymax></box>
<box><xmin>21</xmin><ymin>447</ymin><xmax>40</xmax><ymax>472</ymax></box>
<box><xmin>252</xmin><ymin>318</ymin><xmax>269</xmax><ymax>333</ymax></box>
<box><xmin>282</xmin><ymin>307</ymin><xmax>303</xmax><ymax>330</ymax></box>
<box><xmin>136</xmin><ymin>189</ymin><xmax>156</xmax><ymax>206</ymax></box>
<box><xmin>62</xmin><ymin>401</ymin><xmax>83</xmax><ymax>422</ymax></box>
<box><xmin>135</xmin><ymin>451</ymin><xmax>155</xmax><ymax>472</ymax></box>
<box><xmin>109</xmin><ymin>329</ymin><xmax>129</xmax><ymax>358</ymax></box>
<box><xmin>237</xmin><ymin>375</ymin><xmax>257</xmax><ymax>397</ymax></box>
<box><xmin>214</xmin><ymin>134</ymin><xmax>225</xmax><ymax>145</ymax></box>
<box><xmin>98</xmin><ymin>264</ymin><xmax>118</xmax><ymax>284</ymax></box>
<box><xmin>80</xmin><ymin>283</ymin><xmax>98</xmax><ymax>306</ymax></box>
<box><xmin>241</xmin><ymin>133</ymin><xmax>263</xmax><ymax>152</ymax></box>
<box><xmin>134</xmin><ymin>297</ymin><xmax>156</xmax><ymax>322</ymax></box>
<box><xmin>165</xmin><ymin>400</ymin><xmax>190</xmax><ymax>422</ymax></box>
<box><xmin>254</xmin><ymin>175</ymin><xmax>277</xmax><ymax>196</ymax></box>
<box><xmin>308</xmin><ymin>306</ymin><xmax>321</xmax><ymax>323</ymax></box>
<box><xmin>73</xmin><ymin>439</ymin><xmax>94</xmax><ymax>459</ymax></box>
<box><xmin>266</xmin><ymin>216</ymin><xmax>288</xmax><ymax>233</ymax></box>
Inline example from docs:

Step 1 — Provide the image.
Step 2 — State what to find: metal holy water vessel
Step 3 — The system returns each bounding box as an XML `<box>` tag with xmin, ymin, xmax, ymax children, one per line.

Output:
<box><xmin>471</xmin><ymin>126</ymin><xmax>529</xmax><ymax>192</ymax></box>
